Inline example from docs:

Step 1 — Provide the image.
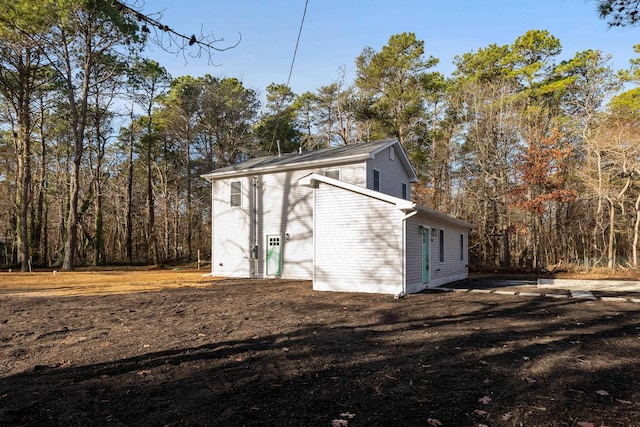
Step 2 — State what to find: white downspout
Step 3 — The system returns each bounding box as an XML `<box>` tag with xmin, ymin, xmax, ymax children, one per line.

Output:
<box><xmin>252</xmin><ymin>175</ymin><xmax>259</xmax><ymax>278</ymax></box>
<box><xmin>214</xmin><ymin>179</ymin><xmax>216</xmax><ymax>276</ymax></box>
<box><xmin>396</xmin><ymin>210</ymin><xmax>418</xmax><ymax>299</ymax></box>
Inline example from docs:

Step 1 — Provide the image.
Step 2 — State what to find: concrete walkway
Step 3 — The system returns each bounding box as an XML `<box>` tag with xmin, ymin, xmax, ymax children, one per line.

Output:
<box><xmin>436</xmin><ymin>277</ymin><xmax>640</xmax><ymax>303</ymax></box>
<box><xmin>538</xmin><ymin>278</ymin><xmax>640</xmax><ymax>292</ymax></box>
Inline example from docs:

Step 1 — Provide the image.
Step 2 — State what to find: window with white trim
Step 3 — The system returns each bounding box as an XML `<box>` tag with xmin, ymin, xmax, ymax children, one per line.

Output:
<box><xmin>373</xmin><ymin>169</ymin><xmax>380</xmax><ymax>191</ymax></box>
<box><xmin>460</xmin><ymin>233</ymin><xmax>464</xmax><ymax>261</ymax></box>
<box><xmin>402</xmin><ymin>182</ymin><xmax>408</xmax><ymax>200</ymax></box>
<box><xmin>325</xmin><ymin>169</ymin><xmax>340</xmax><ymax>180</ymax></box>
<box><xmin>439</xmin><ymin>229</ymin><xmax>445</xmax><ymax>262</ymax></box>
<box><xmin>230</xmin><ymin>181</ymin><xmax>242</xmax><ymax>207</ymax></box>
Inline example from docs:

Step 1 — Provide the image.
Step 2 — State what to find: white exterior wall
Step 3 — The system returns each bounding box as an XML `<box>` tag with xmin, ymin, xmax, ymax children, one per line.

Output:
<box><xmin>211</xmin><ymin>177</ymin><xmax>253</xmax><ymax>277</ymax></box>
<box><xmin>404</xmin><ymin>220</ymin><xmax>424</xmax><ymax>294</ymax></box>
<box><xmin>367</xmin><ymin>145</ymin><xmax>412</xmax><ymax>199</ymax></box>
<box><xmin>259</xmin><ymin>170</ymin><xmax>314</xmax><ymax>279</ymax></box>
<box><xmin>405</xmin><ymin>214</ymin><xmax>469</xmax><ymax>291</ymax></box>
<box><xmin>210</xmin><ymin>161</ymin><xmax>368</xmax><ymax>281</ymax></box>
<box><xmin>327</xmin><ymin>163</ymin><xmax>366</xmax><ymax>186</ymax></box>
<box><xmin>313</xmin><ymin>184</ymin><xmax>405</xmax><ymax>294</ymax></box>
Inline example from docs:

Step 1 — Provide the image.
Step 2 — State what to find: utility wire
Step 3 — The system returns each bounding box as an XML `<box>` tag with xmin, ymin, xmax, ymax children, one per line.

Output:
<box><xmin>286</xmin><ymin>0</ymin><xmax>309</xmax><ymax>88</ymax></box>
<box><xmin>270</xmin><ymin>0</ymin><xmax>309</xmax><ymax>154</ymax></box>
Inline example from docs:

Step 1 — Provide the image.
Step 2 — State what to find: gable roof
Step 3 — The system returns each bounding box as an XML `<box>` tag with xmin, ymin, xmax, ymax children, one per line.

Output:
<box><xmin>201</xmin><ymin>138</ymin><xmax>418</xmax><ymax>182</ymax></box>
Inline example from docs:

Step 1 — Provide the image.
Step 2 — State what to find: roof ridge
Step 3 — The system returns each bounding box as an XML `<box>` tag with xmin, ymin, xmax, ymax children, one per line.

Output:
<box><xmin>202</xmin><ymin>138</ymin><xmax>399</xmax><ymax>178</ymax></box>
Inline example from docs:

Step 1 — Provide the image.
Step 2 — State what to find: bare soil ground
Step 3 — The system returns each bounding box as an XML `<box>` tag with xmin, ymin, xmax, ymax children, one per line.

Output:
<box><xmin>1</xmin><ymin>270</ymin><xmax>640</xmax><ymax>426</ymax></box>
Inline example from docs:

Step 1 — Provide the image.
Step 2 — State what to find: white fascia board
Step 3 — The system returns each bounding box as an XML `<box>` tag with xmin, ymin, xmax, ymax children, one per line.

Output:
<box><xmin>299</xmin><ymin>173</ymin><xmax>416</xmax><ymax>211</ymax></box>
<box><xmin>200</xmin><ymin>153</ymin><xmax>370</xmax><ymax>181</ymax></box>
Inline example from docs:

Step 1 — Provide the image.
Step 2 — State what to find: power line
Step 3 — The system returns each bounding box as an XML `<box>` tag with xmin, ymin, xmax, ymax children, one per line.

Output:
<box><xmin>286</xmin><ymin>0</ymin><xmax>309</xmax><ymax>89</ymax></box>
<box><xmin>270</xmin><ymin>0</ymin><xmax>309</xmax><ymax>154</ymax></box>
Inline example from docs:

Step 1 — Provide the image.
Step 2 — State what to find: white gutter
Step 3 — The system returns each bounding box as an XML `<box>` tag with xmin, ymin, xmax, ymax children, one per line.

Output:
<box><xmin>251</xmin><ymin>175</ymin><xmax>259</xmax><ymax>278</ymax></box>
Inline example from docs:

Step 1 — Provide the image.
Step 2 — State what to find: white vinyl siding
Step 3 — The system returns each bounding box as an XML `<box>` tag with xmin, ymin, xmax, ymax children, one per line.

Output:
<box><xmin>406</xmin><ymin>215</ymin><xmax>470</xmax><ymax>289</ymax></box>
<box><xmin>313</xmin><ymin>184</ymin><xmax>404</xmax><ymax>294</ymax></box>
<box><xmin>211</xmin><ymin>178</ymin><xmax>252</xmax><ymax>277</ymax></box>
<box><xmin>258</xmin><ymin>170</ymin><xmax>315</xmax><ymax>279</ymax></box>
<box><xmin>324</xmin><ymin>163</ymin><xmax>365</xmax><ymax>187</ymax></box>
<box><xmin>368</xmin><ymin>144</ymin><xmax>414</xmax><ymax>198</ymax></box>
<box><xmin>404</xmin><ymin>220</ymin><xmax>425</xmax><ymax>294</ymax></box>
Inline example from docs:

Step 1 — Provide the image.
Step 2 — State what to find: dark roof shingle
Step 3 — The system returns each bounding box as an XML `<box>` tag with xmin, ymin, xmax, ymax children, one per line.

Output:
<box><xmin>204</xmin><ymin>138</ymin><xmax>397</xmax><ymax>176</ymax></box>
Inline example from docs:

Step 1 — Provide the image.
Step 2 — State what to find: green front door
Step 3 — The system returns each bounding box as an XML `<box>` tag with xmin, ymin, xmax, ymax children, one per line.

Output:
<box><xmin>266</xmin><ymin>235</ymin><xmax>281</xmax><ymax>276</ymax></box>
<box><xmin>422</xmin><ymin>228</ymin><xmax>430</xmax><ymax>284</ymax></box>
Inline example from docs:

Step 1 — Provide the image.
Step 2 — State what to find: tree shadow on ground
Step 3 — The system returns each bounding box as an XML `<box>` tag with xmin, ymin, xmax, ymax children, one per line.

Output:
<box><xmin>1</xmin><ymin>282</ymin><xmax>639</xmax><ymax>426</ymax></box>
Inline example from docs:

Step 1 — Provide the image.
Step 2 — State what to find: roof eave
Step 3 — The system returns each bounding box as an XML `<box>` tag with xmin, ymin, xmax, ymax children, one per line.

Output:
<box><xmin>201</xmin><ymin>152</ymin><xmax>371</xmax><ymax>181</ymax></box>
<box><xmin>415</xmin><ymin>204</ymin><xmax>476</xmax><ymax>229</ymax></box>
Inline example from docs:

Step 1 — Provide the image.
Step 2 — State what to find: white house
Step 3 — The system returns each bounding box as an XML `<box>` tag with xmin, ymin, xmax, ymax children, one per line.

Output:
<box><xmin>201</xmin><ymin>138</ymin><xmax>474</xmax><ymax>295</ymax></box>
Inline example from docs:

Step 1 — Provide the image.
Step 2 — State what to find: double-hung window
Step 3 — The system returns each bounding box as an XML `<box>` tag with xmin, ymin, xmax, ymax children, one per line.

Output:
<box><xmin>325</xmin><ymin>169</ymin><xmax>340</xmax><ymax>180</ymax></box>
<box><xmin>230</xmin><ymin>181</ymin><xmax>242</xmax><ymax>207</ymax></box>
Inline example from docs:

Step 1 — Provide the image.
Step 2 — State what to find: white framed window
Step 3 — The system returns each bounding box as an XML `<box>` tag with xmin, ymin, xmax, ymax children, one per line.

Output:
<box><xmin>373</xmin><ymin>169</ymin><xmax>380</xmax><ymax>191</ymax></box>
<box><xmin>325</xmin><ymin>169</ymin><xmax>340</xmax><ymax>180</ymax></box>
<box><xmin>460</xmin><ymin>233</ymin><xmax>465</xmax><ymax>261</ymax></box>
<box><xmin>439</xmin><ymin>229</ymin><xmax>445</xmax><ymax>262</ymax></box>
<box><xmin>230</xmin><ymin>181</ymin><xmax>242</xmax><ymax>207</ymax></box>
<box><xmin>402</xmin><ymin>182</ymin><xmax>408</xmax><ymax>200</ymax></box>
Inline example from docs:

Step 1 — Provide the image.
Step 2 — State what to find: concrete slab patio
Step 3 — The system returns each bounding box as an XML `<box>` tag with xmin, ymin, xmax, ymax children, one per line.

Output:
<box><xmin>436</xmin><ymin>277</ymin><xmax>640</xmax><ymax>303</ymax></box>
<box><xmin>537</xmin><ymin>278</ymin><xmax>640</xmax><ymax>292</ymax></box>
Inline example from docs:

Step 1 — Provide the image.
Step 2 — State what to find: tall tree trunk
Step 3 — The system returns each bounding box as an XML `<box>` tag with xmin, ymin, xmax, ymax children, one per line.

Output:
<box><xmin>608</xmin><ymin>199</ymin><xmax>616</xmax><ymax>270</ymax></box>
<box><xmin>0</xmin><ymin>43</ymin><xmax>40</xmax><ymax>272</ymax></box>
<box><xmin>92</xmin><ymin>136</ymin><xmax>105</xmax><ymax>266</ymax></box>
<box><xmin>146</xmin><ymin>121</ymin><xmax>158</xmax><ymax>265</ymax></box>
<box><xmin>185</xmin><ymin>134</ymin><xmax>193</xmax><ymax>261</ymax></box>
<box><xmin>61</xmin><ymin>30</ymin><xmax>91</xmax><ymax>271</ymax></box>
<box><xmin>93</xmin><ymin>189</ymin><xmax>103</xmax><ymax>266</ymax></box>
<box><xmin>633</xmin><ymin>192</ymin><xmax>640</xmax><ymax>268</ymax></box>
<box><xmin>186</xmin><ymin>168</ymin><xmax>193</xmax><ymax>261</ymax></box>
<box><xmin>125</xmin><ymin>117</ymin><xmax>134</xmax><ymax>262</ymax></box>
<box><xmin>62</xmin><ymin>145</ymin><xmax>82</xmax><ymax>270</ymax></box>
<box><xmin>12</xmin><ymin>50</ymin><xmax>34</xmax><ymax>272</ymax></box>
<box><xmin>31</xmin><ymin>99</ymin><xmax>48</xmax><ymax>266</ymax></box>
<box><xmin>15</xmin><ymin>113</ymin><xmax>31</xmax><ymax>272</ymax></box>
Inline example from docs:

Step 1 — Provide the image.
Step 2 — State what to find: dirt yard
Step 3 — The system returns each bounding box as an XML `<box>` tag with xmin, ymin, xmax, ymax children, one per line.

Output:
<box><xmin>1</xmin><ymin>270</ymin><xmax>639</xmax><ymax>426</ymax></box>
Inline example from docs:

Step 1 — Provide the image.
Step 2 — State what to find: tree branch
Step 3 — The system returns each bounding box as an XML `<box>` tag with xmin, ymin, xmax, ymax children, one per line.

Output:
<box><xmin>112</xmin><ymin>1</ymin><xmax>241</xmax><ymax>64</ymax></box>
<box><xmin>597</xmin><ymin>0</ymin><xmax>640</xmax><ymax>26</ymax></box>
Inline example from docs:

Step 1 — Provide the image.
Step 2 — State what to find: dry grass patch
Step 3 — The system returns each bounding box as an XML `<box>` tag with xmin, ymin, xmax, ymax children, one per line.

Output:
<box><xmin>0</xmin><ymin>269</ymin><xmax>215</xmax><ymax>297</ymax></box>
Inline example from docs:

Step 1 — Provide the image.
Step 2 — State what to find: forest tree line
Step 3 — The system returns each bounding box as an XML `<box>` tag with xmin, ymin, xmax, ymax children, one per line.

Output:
<box><xmin>1</xmin><ymin>0</ymin><xmax>640</xmax><ymax>272</ymax></box>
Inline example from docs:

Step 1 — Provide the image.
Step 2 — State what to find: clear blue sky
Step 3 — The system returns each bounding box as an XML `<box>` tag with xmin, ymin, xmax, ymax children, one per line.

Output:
<box><xmin>142</xmin><ymin>0</ymin><xmax>639</xmax><ymax>97</ymax></box>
